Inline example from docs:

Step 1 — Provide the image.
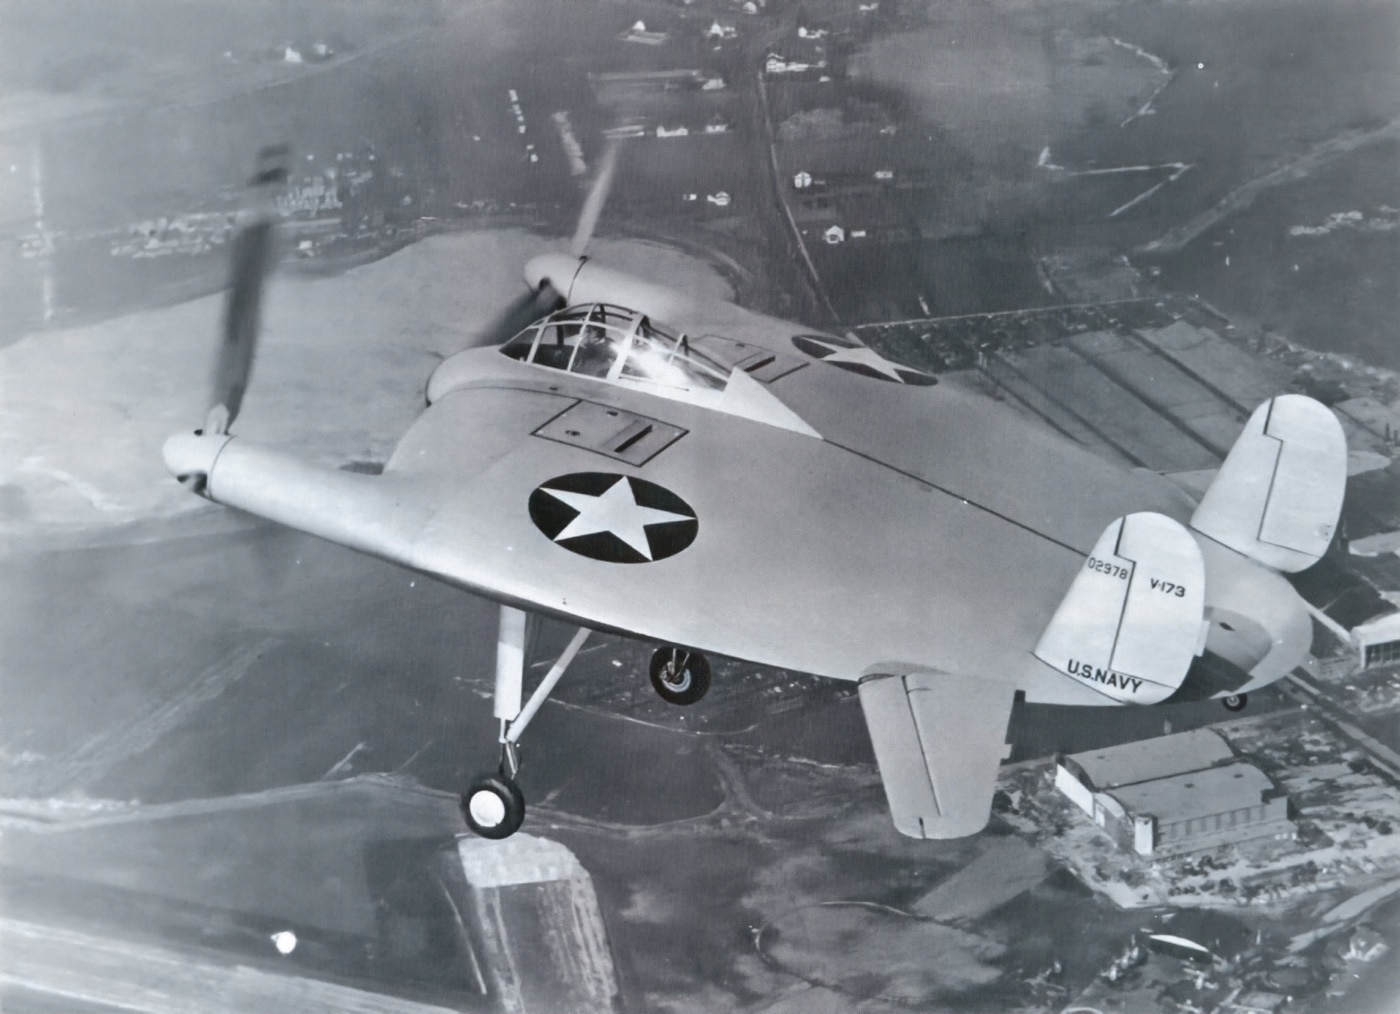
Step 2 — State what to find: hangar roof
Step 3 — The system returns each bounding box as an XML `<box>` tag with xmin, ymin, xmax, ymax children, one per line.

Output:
<box><xmin>1106</xmin><ymin>762</ymin><xmax>1275</xmax><ymax>823</ymax></box>
<box><xmin>1063</xmin><ymin>728</ymin><xmax>1234</xmax><ymax>791</ymax></box>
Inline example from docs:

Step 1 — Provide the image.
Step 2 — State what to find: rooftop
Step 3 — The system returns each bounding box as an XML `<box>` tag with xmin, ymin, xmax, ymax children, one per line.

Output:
<box><xmin>457</xmin><ymin>833</ymin><xmax>586</xmax><ymax>888</ymax></box>
<box><xmin>1063</xmin><ymin>728</ymin><xmax>1235</xmax><ymax>791</ymax></box>
<box><xmin>1106</xmin><ymin>762</ymin><xmax>1276</xmax><ymax>823</ymax></box>
<box><xmin>1353</xmin><ymin>609</ymin><xmax>1400</xmax><ymax>644</ymax></box>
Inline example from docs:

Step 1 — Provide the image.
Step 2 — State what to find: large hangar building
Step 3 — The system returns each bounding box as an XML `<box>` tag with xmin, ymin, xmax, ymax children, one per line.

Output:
<box><xmin>1055</xmin><ymin>729</ymin><xmax>1292</xmax><ymax>857</ymax></box>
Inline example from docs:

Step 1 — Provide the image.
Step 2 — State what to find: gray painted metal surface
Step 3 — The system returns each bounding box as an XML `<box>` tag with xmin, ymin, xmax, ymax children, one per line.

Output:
<box><xmin>163</xmin><ymin>270</ymin><xmax>1340</xmax><ymax>838</ymax></box>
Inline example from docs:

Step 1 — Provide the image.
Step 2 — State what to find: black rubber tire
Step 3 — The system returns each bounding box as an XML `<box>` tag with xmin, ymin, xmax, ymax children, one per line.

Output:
<box><xmin>461</xmin><ymin>772</ymin><xmax>526</xmax><ymax>839</ymax></box>
<box><xmin>649</xmin><ymin>647</ymin><xmax>712</xmax><ymax>706</ymax></box>
<box><xmin>1222</xmin><ymin>693</ymin><xmax>1248</xmax><ymax>713</ymax></box>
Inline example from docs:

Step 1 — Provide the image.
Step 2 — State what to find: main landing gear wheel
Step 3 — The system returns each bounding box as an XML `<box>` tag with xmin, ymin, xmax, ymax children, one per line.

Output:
<box><xmin>466</xmin><ymin>610</ymin><xmax>592</xmax><ymax>839</ymax></box>
<box><xmin>461</xmin><ymin>772</ymin><xmax>525</xmax><ymax>840</ymax></box>
<box><xmin>1222</xmin><ymin>693</ymin><xmax>1248</xmax><ymax>713</ymax></box>
<box><xmin>650</xmin><ymin>647</ymin><xmax>711</xmax><ymax>706</ymax></box>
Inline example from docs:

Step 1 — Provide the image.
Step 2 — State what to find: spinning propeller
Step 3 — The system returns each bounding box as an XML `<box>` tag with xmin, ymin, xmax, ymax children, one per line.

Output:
<box><xmin>204</xmin><ymin>145</ymin><xmax>289</xmax><ymax>437</ymax></box>
<box><xmin>469</xmin><ymin>137</ymin><xmax>621</xmax><ymax>348</ymax></box>
<box><xmin>569</xmin><ymin>135</ymin><xmax>618</xmax><ymax>260</ymax></box>
<box><xmin>188</xmin><ymin>132</ymin><xmax>622</xmax><ymax>459</ymax></box>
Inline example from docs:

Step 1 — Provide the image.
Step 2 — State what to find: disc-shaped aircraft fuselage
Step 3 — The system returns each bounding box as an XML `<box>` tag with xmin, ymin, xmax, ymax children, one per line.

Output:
<box><xmin>163</xmin><ymin>163</ymin><xmax>1344</xmax><ymax>842</ymax></box>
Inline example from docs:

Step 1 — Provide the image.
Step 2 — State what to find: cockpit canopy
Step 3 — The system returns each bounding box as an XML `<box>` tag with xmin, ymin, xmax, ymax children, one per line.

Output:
<box><xmin>500</xmin><ymin>304</ymin><xmax>729</xmax><ymax>391</ymax></box>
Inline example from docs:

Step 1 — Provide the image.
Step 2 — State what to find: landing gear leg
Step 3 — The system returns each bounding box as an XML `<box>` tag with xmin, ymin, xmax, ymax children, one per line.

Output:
<box><xmin>460</xmin><ymin>607</ymin><xmax>590</xmax><ymax>839</ymax></box>
<box><xmin>1222</xmin><ymin>693</ymin><xmax>1248</xmax><ymax>713</ymax></box>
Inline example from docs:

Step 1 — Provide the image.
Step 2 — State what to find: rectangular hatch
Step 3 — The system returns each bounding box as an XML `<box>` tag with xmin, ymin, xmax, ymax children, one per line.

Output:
<box><xmin>533</xmin><ymin>400</ymin><xmax>686</xmax><ymax>466</ymax></box>
<box><xmin>689</xmin><ymin>335</ymin><xmax>807</xmax><ymax>383</ymax></box>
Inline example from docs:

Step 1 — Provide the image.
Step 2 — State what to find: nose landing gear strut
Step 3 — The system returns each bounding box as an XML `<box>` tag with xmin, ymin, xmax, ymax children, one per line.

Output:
<box><xmin>461</xmin><ymin>614</ymin><xmax>718</xmax><ymax>838</ymax></box>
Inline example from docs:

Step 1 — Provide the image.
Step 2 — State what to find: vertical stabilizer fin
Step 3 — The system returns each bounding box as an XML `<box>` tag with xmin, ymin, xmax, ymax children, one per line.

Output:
<box><xmin>1190</xmin><ymin>395</ymin><xmax>1345</xmax><ymax>572</ymax></box>
<box><xmin>1035</xmin><ymin>512</ymin><xmax>1206</xmax><ymax>704</ymax></box>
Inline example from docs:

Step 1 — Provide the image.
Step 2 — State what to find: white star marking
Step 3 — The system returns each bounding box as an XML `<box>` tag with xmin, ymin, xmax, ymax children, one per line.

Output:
<box><xmin>807</xmin><ymin>339</ymin><xmax>912</xmax><ymax>382</ymax></box>
<box><xmin>543</xmin><ymin>477</ymin><xmax>692</xmax><ymax>560</ymax></box>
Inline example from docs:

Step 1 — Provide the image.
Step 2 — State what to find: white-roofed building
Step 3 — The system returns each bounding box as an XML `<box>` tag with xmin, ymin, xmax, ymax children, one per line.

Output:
<box><xmin>1056</xmin><ymin>729</ymin><xmax>1291</xmax><ymax>856</ymax></box>
<box><xmin>1354</xmin><ymin>611</ymin><xmax>1400</xmax><ymax>669</ymax></box>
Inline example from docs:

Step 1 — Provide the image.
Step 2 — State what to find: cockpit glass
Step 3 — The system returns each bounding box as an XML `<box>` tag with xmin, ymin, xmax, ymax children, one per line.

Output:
<box><xmin>570</xmin><ymin>324</ymin><xmax>619</xmax><ymax>378</ymax></box>
<box><xmin>621</xmin><ymin>326</ymin><xmax>727</xmax><ymax>390</ymax></box>
<box><xmin>500</xmin><ymin>329</ymin><xmax>535</xmax><ymax>361</ymax></box>
<box><xmin>500</xmin><ymin>303</ymin><xmax>730</xmax><ymax>391</ymax></box>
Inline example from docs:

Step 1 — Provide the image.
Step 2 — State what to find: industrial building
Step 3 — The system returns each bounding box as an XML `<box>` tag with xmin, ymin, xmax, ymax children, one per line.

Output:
<box><xmin>1056</xmin><ymin>729</ymin><xmax>1292</xmax><ymax>856</ymax></box>
<box><xmin>1352</xmin><ymin>611</ymin><xmax>1400</xmax><ymax>670</ymax></box>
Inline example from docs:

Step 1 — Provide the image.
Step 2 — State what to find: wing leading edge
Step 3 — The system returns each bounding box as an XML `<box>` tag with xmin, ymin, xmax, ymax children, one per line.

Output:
<box><xmin>858</xmin><ymin>670</ymin><xmax>1016</xmax><ymax>840</ymax></box>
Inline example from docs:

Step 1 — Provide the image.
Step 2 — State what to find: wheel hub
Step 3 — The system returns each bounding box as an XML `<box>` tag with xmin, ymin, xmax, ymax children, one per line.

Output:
<box><xmin>648</xmin><ymin>646</ymin><xmax>711</xmax><ymax>706</ymax></box>
<box><xmin>469</xmin><ymin>789</ymin><xmax>506</xmax><ymax>828</ymax></box>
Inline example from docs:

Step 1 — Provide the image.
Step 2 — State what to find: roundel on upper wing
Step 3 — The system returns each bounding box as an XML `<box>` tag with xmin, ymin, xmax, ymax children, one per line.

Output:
<box><xmin>791</xmin><ymin>334</ymin><xmax>937</xmax><ymax>386</ymax></box>
<box><xmin>529</xmin><ymin>472</ymin><xmax>698</xmax><ymax>564</ymax></box>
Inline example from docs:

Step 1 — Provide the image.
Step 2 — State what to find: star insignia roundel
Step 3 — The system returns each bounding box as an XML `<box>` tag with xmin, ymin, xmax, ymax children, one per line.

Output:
<box><xmin>791</xmin><ymin>334</ymin><xmax>937</xmax><ymax>386</ymax></box>
<box><xmin>529</xmin><ymin>473</ymin><xmax>699</xmax><ymax>564</ymax></box>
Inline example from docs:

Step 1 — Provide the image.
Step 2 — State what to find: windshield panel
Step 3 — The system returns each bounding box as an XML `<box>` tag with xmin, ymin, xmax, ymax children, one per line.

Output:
<box><xmin>621</xmin><ymin>331</ymin><xmax>725</xmax><ymax>389</ymax></box>
<box><xmin>500</xmin><ymin>327</ymin><xmax>538</xmax><ymax>361</ymax></box>
<box><xmin>500</xmin><ymin>303</ymin><xmax>731</xmax><ymax>390</ymax></box>
<box><xmin>619</xmin><ymin>316</ymin><xmax>727</xmax><ymax>390</ymax></box>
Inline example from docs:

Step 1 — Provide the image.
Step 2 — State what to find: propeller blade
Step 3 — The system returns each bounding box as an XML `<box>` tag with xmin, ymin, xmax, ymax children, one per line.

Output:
<box><xmin>207</xmin><ymin>145</ymin><xmax>289</xmax><ymax>435</ymax></box>
<box><xmin>570</xmin><ymin>138</ymin><xmax>620</xmax><ymax>258</ymax></box>
<box><xmin>470</xmin><ymin>280</ymin><xmax>564</xmax><ymax>349</ymax></box>
<box><xmin>209</xmin><ymin>220</ymin><xmax>272</xmax><ymax>433</ymax></box>
<box><xmin>455</xmin><ymin>137</ymin><xmax>622</xmax><ymax>353</ymax></box>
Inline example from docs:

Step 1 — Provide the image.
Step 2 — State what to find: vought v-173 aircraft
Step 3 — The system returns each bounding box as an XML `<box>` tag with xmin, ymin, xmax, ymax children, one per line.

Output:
<box><xmin>164</xmin><ymin>147</ymin><xmax>1347</xmax><ymax>841</ymax></box>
